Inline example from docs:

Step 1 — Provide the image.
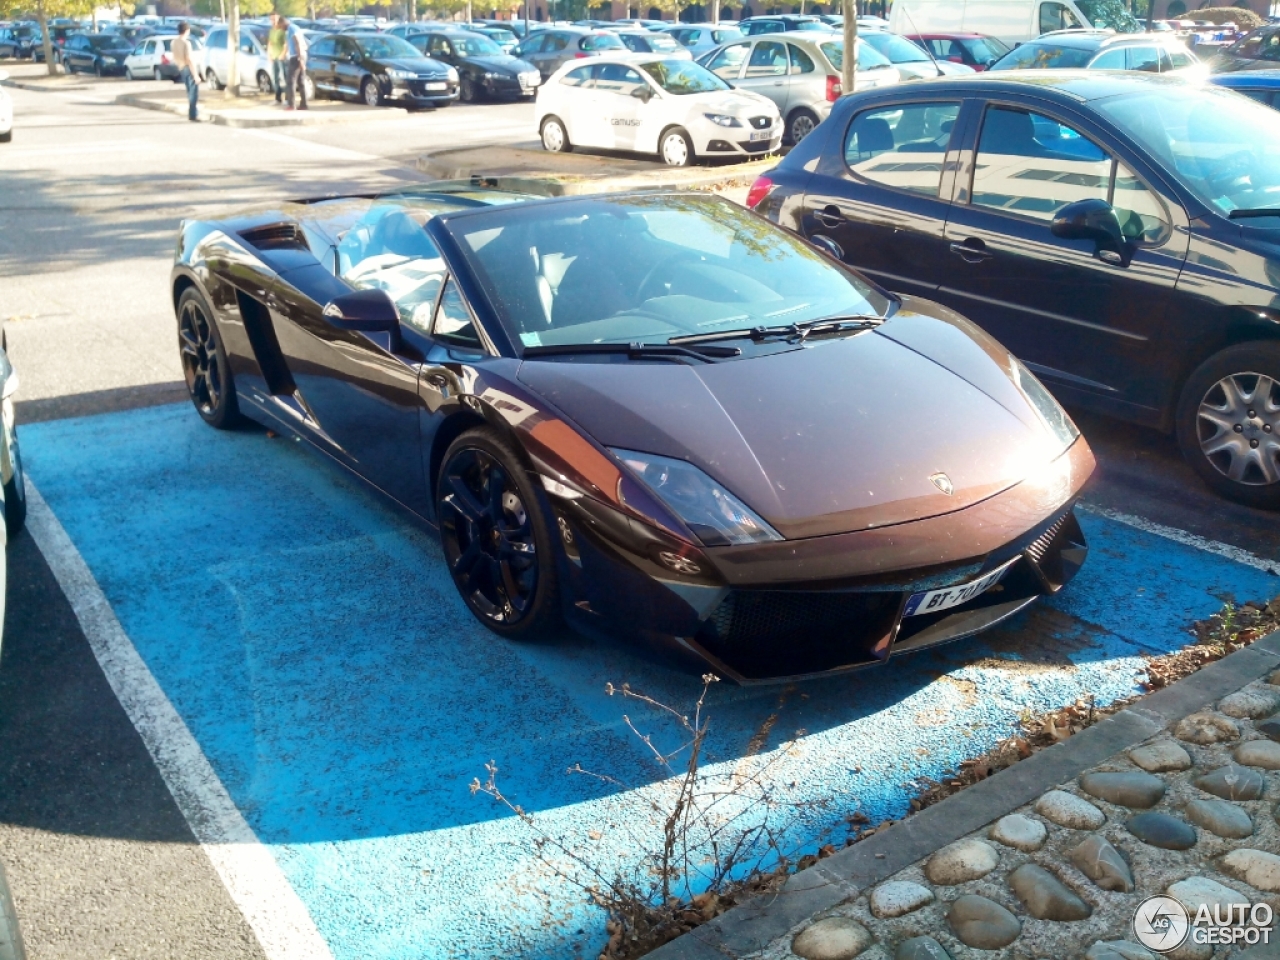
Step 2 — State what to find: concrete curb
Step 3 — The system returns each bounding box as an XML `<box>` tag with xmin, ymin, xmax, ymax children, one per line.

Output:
<box><xmin>1</xmin><ymin>77</ymin><xmax>96</xmax><ymax>92</ymax></box>
<box><xmin>648</xmin><ymin>629</ymin><xmax>1280</xmax><ymax>960</ymax></box>
<box><xmin>416</xmin><ymin>144</ymin><xmax>775</xmax><ymax>195</ymax></box>
<box><xmin>114</xmin><ymin>92</ymin><xmax>409</xmax><ymax>128</ymax></box>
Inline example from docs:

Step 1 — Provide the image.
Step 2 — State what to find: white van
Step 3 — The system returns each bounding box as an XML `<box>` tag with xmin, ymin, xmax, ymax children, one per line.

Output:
<box><xmin>888</xmin><ymin>0</ymin><xmax>1130</xmax><ymax>48</ymax></box>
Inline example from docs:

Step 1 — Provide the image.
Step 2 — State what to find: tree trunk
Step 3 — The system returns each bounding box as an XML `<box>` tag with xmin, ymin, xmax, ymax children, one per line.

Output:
<box><xmin>34</xmin><ymin>0</ymin><xmax>56</xmax><ymax>76</ymax></box>
<box><xmin>841</xmin><ymin>0</ymin><xmax>855</xmax><ymax>95</ymax></box>
<box><xmin>227</xmin><ymin>0</ymin><xmax>240</xmax><ymax>97</ymax></box>
<box><xmin>710</xmin><ymin>0</ymin><xmax>719</xmax><ymax>22</ymax></box>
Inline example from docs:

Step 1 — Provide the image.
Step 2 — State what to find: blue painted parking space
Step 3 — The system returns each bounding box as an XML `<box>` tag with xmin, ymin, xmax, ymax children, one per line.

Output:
<box><xmin>24</xmin><ymin>403</ymin><xmax>1279</xmax><ymax>960</ymax></box>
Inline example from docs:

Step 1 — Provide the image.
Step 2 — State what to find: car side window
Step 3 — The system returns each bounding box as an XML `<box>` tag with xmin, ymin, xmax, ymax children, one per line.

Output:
<box><xmin>560</xmin><ymin>65</ymin><xmax>593</xmax><ymax>86</ymax></box>
<box><xmin>545</xmin><ymin>33</ymin><xmax>568</xmax><ymax>52</ymax></box>
<box><xmin>1089</xmin><ymin>48</ymin><xmax>1125</xmax><ymax>69</ymax></box>
<box><xmin>844</xmin><ymin>101</ymin><xmax>961</xmax><ymax>197</ymax></box>
<box><xmin>1127</xmin><ymin>45</ymin><xmax>1162</xmax><ymax>72</ymax></box>
<box><xmin>311</xmin><ymin>37</ymin><xmax>336</xmax><ymax>57</ymax></box>
<box><xmin>433</xmin><ymin>278</ymin><xmax>481</xmax><ymax>348</ymax></box>
<box><xmin>746</xmin><ymin>40</ymin><xmax>787</xmax><ymax>77</ymax></box>
<box><xmin>208</xmin><ymin>29</ymin><xmax>225</xmax><ymax>49</ymax></box>
<box><xmin>788</xmin><ymin>43</ymin><xmax>816</xmax><ymax>74</ymax></box>
<box><xmin>972</xmin><ymin>107</ymin><xmax>1111</xmax><ymax>220</ymax></box>
<box><xmin>707</xmin><ymin>42</ymin><xmax>748</xmax><ymax>78</ymax></box>
<box><xmin>338</xmin><ymin>208</ymin><xmax>447</xmax><ymax>332</ymax></box>
<box><xmin>428</xmin><ymin>35</ymin><xmax>449</xmax><ymax>56</ymax></box>
<box><xmin>240</xmin><ymin>34</ymin><xmax>256</xmax><ymax>55</ymax></box>
<box><xmin>1112</xmin><ymin>161</ymin><xmax>1171</xmax><ymax>243</ymax></box>
<box><xmin>1167</xmin><ymin>48</ymin><xmax>1193</xmax><ymax>69</ymax></box>
<box><xmin>1262</xmin><ymin>33</ymin><xmax>1280</xmax><ymax>61</ymax></box>
<box><xmin>1233</xmin><ymin>34</ymin><xmax>1263</xmax><ymax>58</ymax></box>
<box><xmin>1039</xmin><ymin>1</ymin><xmax>1083</xmax><ymax>34</ymax></box>
<box><xmin>593</xmin><ymin>62</ymin><xmax>646</xmax><ymax>95</ymax></box>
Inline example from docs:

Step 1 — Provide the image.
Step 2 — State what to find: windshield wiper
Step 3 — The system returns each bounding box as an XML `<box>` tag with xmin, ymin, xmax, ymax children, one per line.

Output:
<box><xmin>668</xmin><ymin>314</ymin><xmax>884</xmax><ymax>346</ymax></box>
<box><xmin>1228</xmin><ymin>208</ymin><xmax>1280</xmax><ymax>220</ymax></box>
<box><xmin>521</xmin><ymin>342</ymin><xmax>741</xmax><ymax>363</ymax></box>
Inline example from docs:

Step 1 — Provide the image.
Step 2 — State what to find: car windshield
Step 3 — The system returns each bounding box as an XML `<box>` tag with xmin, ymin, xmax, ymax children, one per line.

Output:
<box><xmin>861</xmin><ymin>31</ymin><xmax>931</xmax><ymax>63</ymax></box>
<box><xmin>448</xmin><ymin>195</ymin><xmax>888</xmax><ymax>350</ymax></box>
<box><xmin>355</xmin><ymin>34</ymin><xmax>421</xmax><ymax>58</ymax></box>
<box><xmin>640</xmin><ymin>60</ymin><xmax>728</xmax><ymax>93</ymax></box>
<box><xmin>990</xmin><ymin>41</ymin><xmax>1095</xmax><ymax>69</ymax></box>
<box><xmin>963</xmin><ymin>36</ymin><xmax>1010</xmax><ymax>61</ymax></box>
<box><xmin>1096</xmin><ymin>85</ymin><xmax>1280</xmax><ymax>224</ymax></box>
<box><xmin>821</xmin><ymin>38</ymin><xmax>893</xmax><ymax>70</ymax></box>
<box><xmin>582</xmin><ymin>32</ymin><xmax>625</xmax><ymax>50</ymax></box>
<box><xmin>89</xmin><ymin>35</ymin><xmax>131</xmax><ymax>49</ymax></box>
<box><xmin>1076</xmin><ymin>0</ymin><xmax>1143</xmax><ymax>32</ymax></box>
<box><xmin>453</xmin><ymin>33</ymin><xmax>503</xmax><ymax>56</ymax></box>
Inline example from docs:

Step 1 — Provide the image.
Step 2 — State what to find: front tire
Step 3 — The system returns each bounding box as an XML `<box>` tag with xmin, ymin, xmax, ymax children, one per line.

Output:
<box><xmin>177</xmin><ymin>287</ymin><xmax>242</xmax><ymax>430</ymax></box>
<box><xmin>540</xmin><ymin>115</ymin><xmax>570</xmax><ymax>153</ymax></box>
<box><xmin>437</xmin><ymin>428</ymin><xmax>561</xmax><ymax>640</ymax></box>
<box><xmin>3</xmin><ymin>420</ymin><xmax>26</xmax><ymax>536</ymax></box>
<box><xmin>660</xmin><ymin>126</ymin><xmax>694</xmax><ymax>167</ymax></box>
<box><xmin>459</xmin><ymin>75</ymin><xmax>479</xmax><ymax>102</ymax></box>
<box><xmin>1176</xmin><ymin>342</ymin><xmax>1280</xmax><ymax>509</ymax></box>
<box><xmin>360</xmin><ymin>76</ymin><xmax>381</xmax><ymax>107</ymax></box>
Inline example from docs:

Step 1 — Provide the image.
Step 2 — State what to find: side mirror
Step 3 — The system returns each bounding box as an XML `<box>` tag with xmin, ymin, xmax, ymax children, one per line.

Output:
<box><xmin>323</xmin><ymin>288</ymin><xmax>400</xmax><ymax>334</ymax></box>
<box><xmin>809</xmin><ymin>235</ymin><xmax>844</xmax><ymax>260</ymax></box>
<box><xmin>985</xmin><ymin>57</ymin><xmax>998</xmax><ymax>68</ymax></box>
<box><xmin>1051</xmin><ymin>198</ymin><xmax>1132</xmax><ymax>267</ymax></box>
<box><xmin>630</xmin><ymin>85</ymin><xmax>652</xmax><ymax>102</ymax></box>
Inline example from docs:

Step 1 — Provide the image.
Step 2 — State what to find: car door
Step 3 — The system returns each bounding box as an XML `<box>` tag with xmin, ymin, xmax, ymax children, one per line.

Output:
<box><xmin>556</xmin><ymin>64</ymin><xmax>603</xmax><ymax>146</ymax></box>
<box><xmin>801</xmin><ymin>98</ymin><xmax>963</xmax><ymax>299</ymax></box>
<box><xmin>736</xmin><ymin>40</ymin><xmax>790</xmax><ymax>116</ymax></box>
<box><xmin>307</xmin><ymin>36</ymin><xmax>338</xmax><ymax>94</ymax></box>
<box><xmin>591</xmin><ymin>62</ymin><xmax>651</xmax><ymax>150</ymax></box>
<box><xmin>204</xmin><ymin>27</ymin><xmax>225</xmax><ymax>80</ymax></box>
<box><xmin>938</xmin><ymin>99</ymin><xmax>1189</xmax><ymax>412</ymax></box>
<box><xmin>237</xmin><ymin>31</ymin><xmax>260</xmax><ymax>87</ymax></box>
<box><xmin>265</xmin><ymin>206</ymin><xmax>442</xmax><ymax>514</ymax></box>
<box><xmin>333</xmin><ymin>36</ymin><xmax>363</xmax><ymax>98</ymax></box>
<box><xmin>127</xmin><ymin>38</ymin><xmax>151</xmax><ymax>74</ymax></box>
<box><xmin>705</xmin><ymin>40</ymin><xmax>749</xmax><ymax>81</ymax></box>
<box><xmin>541</xmin><ymin>32</ymin><xmax>572</xmax><ymax>79</ymax></box>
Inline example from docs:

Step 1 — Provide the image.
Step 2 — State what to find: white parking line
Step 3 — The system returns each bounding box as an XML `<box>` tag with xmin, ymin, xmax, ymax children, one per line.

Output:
<box><xmin>26</xmin><ymin>480</ymin><xmax>334</xmax><ymax>960</ymax></box>
<box><xmin>1079</xmin><ymin>503</ymin><xmax>1280</xmax><ymax>574</ymax></box>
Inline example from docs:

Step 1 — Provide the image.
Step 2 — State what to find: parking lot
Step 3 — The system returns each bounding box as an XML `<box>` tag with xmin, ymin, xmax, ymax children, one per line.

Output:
<box><xmin>3</xmin><ymin>53</ymin><xmax>1280</xmax><ymax>960</ymax></box>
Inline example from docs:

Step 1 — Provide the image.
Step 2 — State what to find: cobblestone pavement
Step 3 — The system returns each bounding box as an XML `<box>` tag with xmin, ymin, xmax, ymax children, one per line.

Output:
<box><xmin>654</xmin><ymin>644</ymin><xmax>1280</xmax><ymax>960</ymax></box>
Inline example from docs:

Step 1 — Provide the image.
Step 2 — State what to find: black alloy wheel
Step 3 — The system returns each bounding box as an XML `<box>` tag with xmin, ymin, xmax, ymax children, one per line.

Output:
<box><xmin>3</xmin><ymin>421</ymin><xmax>26</xmax><ymax>536</ymax></box>
<box><xmin>177</xmin><ymin>287</ymin><xmax>242</xmax><ymax>430</ymax></box>
<box><xmin>1177</xmin><ymin>341</ymin><xmax>1280</xmax><ymax>509</ymax></box>
<box><xmin>437</xmin><ymin>428</ymin><xmax>560</xmax><ymax>639</ymax></box>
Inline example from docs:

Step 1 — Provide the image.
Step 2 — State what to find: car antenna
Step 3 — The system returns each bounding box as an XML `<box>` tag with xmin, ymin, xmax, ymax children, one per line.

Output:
<box><xmin>893</xmin><ymin>1</ymin><xmax>946</xmax><ymax>77</ymax></box>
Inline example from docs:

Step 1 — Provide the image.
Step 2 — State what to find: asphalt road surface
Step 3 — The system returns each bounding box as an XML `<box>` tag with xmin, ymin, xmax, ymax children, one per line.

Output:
<box><xmin>1</xmin><ymin>77</ymin><xmax>1278</xmax><ymax>960</ymax></box>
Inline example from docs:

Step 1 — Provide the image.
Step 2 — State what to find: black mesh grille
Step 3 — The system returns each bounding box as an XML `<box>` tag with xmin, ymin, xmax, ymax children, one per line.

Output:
<box><xmin>697</xmin><ymin>590</ymin><xmax>900</xmax><ymax>678</ymax></box>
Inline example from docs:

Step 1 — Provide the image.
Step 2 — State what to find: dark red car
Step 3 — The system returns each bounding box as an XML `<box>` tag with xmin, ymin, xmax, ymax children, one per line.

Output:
<box><xmin>907</xmin><ymin>33</ymin><xmax>1011</xmax><ymax>72</ymax></box>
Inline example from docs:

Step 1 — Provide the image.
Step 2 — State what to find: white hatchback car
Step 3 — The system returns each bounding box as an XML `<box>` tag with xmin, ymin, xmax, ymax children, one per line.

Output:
<box><xmin>537</xmin><ymin>57</ymin><xmax>781</xmax><ymax>166</ymax></box>
<box><xmin>124</xmin><ymin>34</ymin><xmax>201</xmax><ymax>81</ymax></box>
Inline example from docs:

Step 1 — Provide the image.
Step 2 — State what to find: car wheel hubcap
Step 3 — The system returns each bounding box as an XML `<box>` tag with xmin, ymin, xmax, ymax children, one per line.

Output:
<box><xmin>440</xmin><ymin>449</ymin><xmax>537</xmax><ymax>624</ymax></box>
<box><xmin>364</xmin><ymin>83</ymin><xmax>378</xmax><ymax>106</ymax></box>
<box><xmin>663</xmin><ymin>134</ymin><xmax>687</xmax><ymax>165</ymax></box>
<box><xmin>1197</xmin><ymin>371</ymin><xmax>1280</xmax><ymax>486</ymax></box>
<box><xmin>544</xmin><ymin>122</ymin><xmax>563</xmax><ymax>151</ymax></box>
<box><xmin>791</xmin><ymin>114</ymin><xmax>814</xmax><ymax>141</ymax></box>
<box><xmin>178</xmin><ymin>300</ymin><xmax>222</xmax><ymax>416</ymax></box>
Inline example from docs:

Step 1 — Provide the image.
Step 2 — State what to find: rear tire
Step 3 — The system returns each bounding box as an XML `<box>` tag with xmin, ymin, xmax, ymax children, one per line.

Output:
<box><xmin>0</xmin><ymin>131</ymin><xmax>11</xmax><ymax>144</ymax></box>
<box><xmin>153</xmin><ymin>66</ymin><xmax>162</xmax><ymax>80</ymax></box>
<box><xmin>437</xmin><ymin>427</ymin><xmax>562</xmax><ymax>641</ymax></box>
<box><xmin>786</xmin><ymin>107</ymin><xmax>818</xmax><ymax>144</ymax></box>
<box><xmin>660</xmin><ymin>125</ymin><xmax>694</xmax><ymax>167</ymax></box>
<box><xmin>1176</xmin><ymin>341</ymin><xmax>1280</xmax><ymax>510</ymax></box>
<box><xmin>540</xmin><ymin>115</ymin><xmax>570</xmax><ymax>153</ymax></box>
<box><xmin>177</xmin><ymin>287</ymin><xmax>243</xmax><ymax>430</ymax></box>
<box><xmin>257</xmin><ymin>70</ymin><xmax>273</xmax><ymax>94</ymax></box>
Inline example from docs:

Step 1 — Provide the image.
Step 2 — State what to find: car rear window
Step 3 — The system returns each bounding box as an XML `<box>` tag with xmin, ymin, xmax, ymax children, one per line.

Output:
<box><xmin>991</xmin><ymin>41</ymin><xmax>1094</xmax><ymax>69</ymax></box>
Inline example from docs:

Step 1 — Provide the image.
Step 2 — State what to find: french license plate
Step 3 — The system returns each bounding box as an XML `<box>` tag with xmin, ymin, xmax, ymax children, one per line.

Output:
<box><xmin>425</xmin><ymin>82</ymin><xmax>447</xmax><ymax>91</ymax></box>
<box><xmin>749</xmin><ymin>130</ymin><xmax>771</xmax><ymax>142</ymax></box>
<box><xmin>903</xmin><ymin>559</ymin><xmax>1016</xmax><ymax>617</ymax></box>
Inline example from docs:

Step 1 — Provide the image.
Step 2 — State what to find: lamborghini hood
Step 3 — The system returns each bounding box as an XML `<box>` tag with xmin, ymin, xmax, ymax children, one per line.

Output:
<box><xmin>516</xmin><ymin>304</ymin><xmax>1077</xmax><ymax>540</ymax></box>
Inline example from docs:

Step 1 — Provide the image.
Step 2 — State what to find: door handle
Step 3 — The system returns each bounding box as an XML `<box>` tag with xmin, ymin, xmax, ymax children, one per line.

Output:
<box><xmin>814</xmin><ymin>206</ymin><xmax>844</xmax><ymax>228</ymax></box>
<box><xmin>949</xmin><ymin>240</ymin><xmax>992</xmax><ymax>263</ymax></box>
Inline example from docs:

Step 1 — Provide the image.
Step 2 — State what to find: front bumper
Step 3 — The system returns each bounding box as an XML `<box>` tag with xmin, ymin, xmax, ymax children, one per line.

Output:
<box><xmin>484</xmin><ymin>73</ymin><xmax>539</xmax><ymax>98</ymax></box>
<box><xmin>698</xmin><ymin>129</ymin><xmax>782</xmax><ymax>156</ymax></box>
<box><xmin>387</xmin><ymin>78</ymin><xmax>459</xmax><ymax>104</ymax></box>
<box><xmin>551</xmin><ymin>438</ymin><xmax>1094</xmax><ymax>683</ymax></box>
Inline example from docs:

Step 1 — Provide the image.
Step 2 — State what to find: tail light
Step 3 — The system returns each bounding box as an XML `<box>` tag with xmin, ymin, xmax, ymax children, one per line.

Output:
<box><xmin>574</xmin><ymin>51</ymin><xmax>589</xmax><ymax>58</ymax></box>
<box><xmin>745</xmin><ymin>175</ymin><xmax>774</xmax><ymax>210</ymax></box>
<box><xmin>825</xmin><ymin>74</ymin><xmax>841</xmax><ymax>102</ymax></box>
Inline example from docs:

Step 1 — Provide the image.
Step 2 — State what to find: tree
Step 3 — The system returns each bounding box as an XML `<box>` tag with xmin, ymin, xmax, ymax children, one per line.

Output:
<box><xmin>0</xmin><ymin>0</ymin><xmax>95</xmax><ymax>75</ymax></box>
<box><xmin>841</xmin><ymin>0</ymin><xmax>856</xmax><ymax>95</ymax></box>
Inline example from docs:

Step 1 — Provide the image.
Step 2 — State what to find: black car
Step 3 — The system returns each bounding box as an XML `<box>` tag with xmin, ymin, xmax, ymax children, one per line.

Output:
<box><xmin>306</xmin><ymin>32</ymin><xmax>458</xmax><ymax>108</ymax></box>
<box><xmin>397</xmin><ymin>27</ymin><xmax>539</xmax><ymax>101</ymax></box>
<box><xmin>1210</xmin><ymin>22</ymin><xmax>1280</xmax><ymax>73</ymax></box>
<box><xmin>0</xmin><ymin>25</ymin><xmax>38</xmax><ymax>59</ymax></box>
<box><xmin>751</xmin><ymin>71</ymin><xmax>1280</xmax><ymax>508</ymax></box>
<box><xmin>62</xmin><ymin>32</ymin><xmax>134</xmax><ymax>76</ymax></box>
<box><xmin>170</xmin><ymin>185</ymin><xmax>1091</xmax><ymax>682</ymax></box>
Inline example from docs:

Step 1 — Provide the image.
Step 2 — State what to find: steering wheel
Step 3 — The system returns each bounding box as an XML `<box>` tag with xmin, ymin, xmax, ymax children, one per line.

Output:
<box><xmin>635</xmin><ymin>253</ymin><xmax>693</xmax><ymax>303</ymax></box>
